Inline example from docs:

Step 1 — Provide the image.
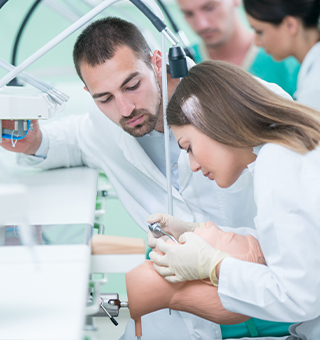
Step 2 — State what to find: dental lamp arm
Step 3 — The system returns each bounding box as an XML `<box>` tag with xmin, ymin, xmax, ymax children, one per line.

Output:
<box><xmin>0</xmin><ymin>0</ymin><xmax>119</xmax><ymax>88</ymax></box>
<box><xmin>0</xmin><ymin>58</ymin><xmax>69</xmax><ymax>105</ymax></box>
<box><xmin>0</xmin><ymin>0</ymin><xmax>185</xmax><ymax>86</ymax></box>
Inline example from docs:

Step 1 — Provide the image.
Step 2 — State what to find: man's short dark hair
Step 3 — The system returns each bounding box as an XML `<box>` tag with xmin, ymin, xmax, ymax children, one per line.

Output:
<box><xmin>73</xmin><ymin>17</ymin><xmax>152</xmax><ymax>81</ymax></box>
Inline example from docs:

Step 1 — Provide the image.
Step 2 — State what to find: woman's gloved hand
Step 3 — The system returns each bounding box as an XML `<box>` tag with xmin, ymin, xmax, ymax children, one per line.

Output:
<box><xmin>147</xmin><ymin>212</ymin><xmax>205</xmax><ymax>248</ymax></box>
<box><xmin>149</xmin><ymin>232</ymin><xmax>231</xmax><ymax>285</ymax></box>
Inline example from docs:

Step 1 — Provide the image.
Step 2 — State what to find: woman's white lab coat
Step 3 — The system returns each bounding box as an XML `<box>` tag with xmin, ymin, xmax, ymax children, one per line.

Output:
<box><xmin>294</xmin><ymin>41</ymin><xmax>320</xmax><ymax>111</ymax></box>
<box><xmin>218</xmin><ymin>143</ymin><xmax>320</xmax><ymax>340</ymax></box>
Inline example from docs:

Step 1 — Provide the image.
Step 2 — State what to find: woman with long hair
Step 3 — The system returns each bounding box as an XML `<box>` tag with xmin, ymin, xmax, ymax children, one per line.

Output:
<box><xmin>150</xmin><ymin>61</ymin><xmax>320</xmax><ymax>340</ymax></box>
<box><xmin>243</xmin><ymin>0</ymin><xmax>320</xmax><ymax>110</ymax></box>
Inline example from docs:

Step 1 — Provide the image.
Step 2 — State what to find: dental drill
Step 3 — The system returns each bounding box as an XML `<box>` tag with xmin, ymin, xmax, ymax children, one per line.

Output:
<box><xmin>148</xmin><ymin>222</ymin><xmax>178</xmax><ymax>243</ymax></box>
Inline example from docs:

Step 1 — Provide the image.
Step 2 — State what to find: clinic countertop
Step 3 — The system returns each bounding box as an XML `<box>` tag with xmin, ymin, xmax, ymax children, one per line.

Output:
<box><xmin>0</xmin><ymin>166</ymin><xmax>98</xmax><ymax>340</ymax></box>
<box><xmin>11</xmin><ymin>166</ymin><xmax>99</xmax><ymax>226</ymax></box>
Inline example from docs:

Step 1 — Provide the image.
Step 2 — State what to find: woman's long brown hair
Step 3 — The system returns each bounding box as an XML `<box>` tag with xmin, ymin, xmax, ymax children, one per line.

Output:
<box><xmin>167</xmin><ymin>61</ymin><xmax>320</xmax><ymax>154</ymax></box>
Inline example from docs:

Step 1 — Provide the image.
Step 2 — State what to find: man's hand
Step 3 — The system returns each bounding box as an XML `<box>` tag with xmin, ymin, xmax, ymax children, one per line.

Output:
<box><xmin>147</xmin><ymin>212</ymin><xmax>205</xmax><ymax>248</ymax></box>
<box><xmin>0</xmin><ymin>120</ymin><xmax>42</xmax><ymax>154</ymax></box>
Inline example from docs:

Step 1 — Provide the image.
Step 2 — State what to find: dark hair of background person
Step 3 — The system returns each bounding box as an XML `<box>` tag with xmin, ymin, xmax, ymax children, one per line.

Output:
<box><xmin>73</xmin><ymin>16</ymin><xmax>152</xmax><ymax>82</ymax></box>
<box><xmin>167</xmin><ymin>60</ymin><xmax>320</xmax><ymax>154</ymax></box>
<box><xmin>243</xmin><ymin>0</ymin><xmax>320</xmax><ymax>27</ymax></box>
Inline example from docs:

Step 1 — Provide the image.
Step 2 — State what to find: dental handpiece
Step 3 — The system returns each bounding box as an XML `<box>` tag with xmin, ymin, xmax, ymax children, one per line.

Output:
<box><xmin>148</xmin><ymin>222</ymin><xmax>178</xmax><ymax>243</ymax></box>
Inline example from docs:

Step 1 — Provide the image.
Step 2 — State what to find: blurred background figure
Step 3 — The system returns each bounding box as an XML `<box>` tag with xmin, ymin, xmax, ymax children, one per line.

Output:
<box><xmin>176</xmin><ymin>0</ymin><xmax>300</xmax><ymax>97</ymax></box>
<box><xmin>244</xmin><ymin>0</ymin><xmax>320</xmax><ymax>110</ymax></box>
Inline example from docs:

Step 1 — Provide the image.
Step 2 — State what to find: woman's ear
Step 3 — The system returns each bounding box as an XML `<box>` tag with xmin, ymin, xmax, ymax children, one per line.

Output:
<box><xmin>151</xmin><ymin>50</ymin><xmax>162</xmax><ymax>78</ymax></box>
<box><xmin>283</xmin><ymin>15</ymin><xmax>300</xmax><ymax>36</ymax></box>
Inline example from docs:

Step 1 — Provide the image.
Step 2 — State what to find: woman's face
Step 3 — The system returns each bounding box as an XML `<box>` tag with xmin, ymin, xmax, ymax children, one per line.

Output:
<box><xmin>246</xmin><ymin>14</ymin><xmax>293</xmax><ymax>61</ymax></box>
<box><xmin>171</xmin><ymin>124</ymin><xmax>256</xmax><ymax>188</ymax></box>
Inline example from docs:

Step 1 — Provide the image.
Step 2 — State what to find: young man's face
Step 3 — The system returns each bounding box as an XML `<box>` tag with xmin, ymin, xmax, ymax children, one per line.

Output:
<box><xmin>177</xmin><ymin>0</ymin><xmax>238</xmax><ymax>48</ymax></box>
<box><xmin>81</xmin><ymin>45</ymin><xmax>163</xmax><ymax>137</ymax></box>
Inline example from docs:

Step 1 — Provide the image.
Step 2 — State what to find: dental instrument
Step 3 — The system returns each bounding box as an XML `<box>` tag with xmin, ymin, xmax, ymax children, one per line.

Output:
<box><xmin>148</xmin><ymin>222</ymin><xmax>178</xmax><ymax>243</ymax></box>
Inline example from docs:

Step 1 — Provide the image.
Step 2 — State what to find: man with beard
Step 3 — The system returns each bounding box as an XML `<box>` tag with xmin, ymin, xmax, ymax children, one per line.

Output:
<box><xmin>176</xmin><ymin>0</ymin><xmax>300</xmax><ymax>97</ymax></box>
<box><xmin>0</xmin><ymin>17</ymin><xmax>292</xmax><ymax>340</ymax></box>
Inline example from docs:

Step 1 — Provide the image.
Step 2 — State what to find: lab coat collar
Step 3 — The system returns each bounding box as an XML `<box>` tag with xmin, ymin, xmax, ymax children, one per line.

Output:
<box><xmin>298</xmin><ymin>41</ymin><xmax>320</xmax><ymax>83</ymax></box>
<box><xmin>247</xmin><ymin>145</ymin><xmax>263</xmax><ymax>176</ymax></box>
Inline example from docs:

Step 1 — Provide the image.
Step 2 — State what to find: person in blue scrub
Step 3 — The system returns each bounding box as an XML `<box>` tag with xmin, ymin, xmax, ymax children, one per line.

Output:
<box><xmin>244</xmin><ymin>0</ymin><xmax>320</xmax><ymax>111</ymax></box>
<box><xmin>176</xmin><ymin>0</ymin><xmax>300</xmax><ymax>97</ymax></box>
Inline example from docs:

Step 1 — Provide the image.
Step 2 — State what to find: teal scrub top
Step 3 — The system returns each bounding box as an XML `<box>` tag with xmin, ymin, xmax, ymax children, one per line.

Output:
<box><xmin>221</xmin><ymin>318</ymin><xmax>293</xmax><ymax>338</ymax></box>
<box><xmin>192</xmin><ymin>44</ymin><xmax>300</xmax><ymax>97</ymax></box>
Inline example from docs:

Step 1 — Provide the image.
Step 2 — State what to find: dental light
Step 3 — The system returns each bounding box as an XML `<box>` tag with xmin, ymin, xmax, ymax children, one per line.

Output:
<box><xmin>0</xmin><ymin>0</ymin><xmax>70</xmax><ymax>145</ymax></box>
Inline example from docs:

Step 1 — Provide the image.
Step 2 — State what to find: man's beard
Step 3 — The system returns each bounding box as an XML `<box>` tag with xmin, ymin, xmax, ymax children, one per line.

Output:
<box><xmin>119</xmin><ymin>109</ymin><xmax>158</xmax><ymax>137</ymax></box>
<box><xmin>119</xmin><ymin>82</ymin><xmax>162</xmax><ymax>137</ymax></box>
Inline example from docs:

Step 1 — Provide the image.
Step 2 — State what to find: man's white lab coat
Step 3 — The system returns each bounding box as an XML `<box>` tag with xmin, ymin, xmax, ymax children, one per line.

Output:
<box><xmin>18</xmin><ymin>101</ymin><xmax>257</xmax><ymax>233</ymax></box>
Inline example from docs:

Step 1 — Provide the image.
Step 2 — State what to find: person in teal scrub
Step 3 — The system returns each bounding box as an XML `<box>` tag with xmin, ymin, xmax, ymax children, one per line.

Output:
<box><xmin>244</xmin><ymin>0</ymin><xmax>320</xmax><ymax>111</ymax></box>
<box><xmin>176</xmin><ymin>0</ymin><xmax>300</xmax><ymax>97</ymax></box>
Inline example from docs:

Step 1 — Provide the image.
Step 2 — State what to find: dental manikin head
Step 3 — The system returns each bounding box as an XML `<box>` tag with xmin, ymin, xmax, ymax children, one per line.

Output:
<box><xmin>198</xmin><ymin>221</ymin><xmax>264</xmax><ymax>263</ymax></box>
<box><xmin>73</xmin><ymin>17</ymin><xmax>164</xmax><ymax>137</ymax></box>
<box><xmin>125</xmin><ymin>222</ymin><xmax>266</xmax><ymax>337</ymax></box>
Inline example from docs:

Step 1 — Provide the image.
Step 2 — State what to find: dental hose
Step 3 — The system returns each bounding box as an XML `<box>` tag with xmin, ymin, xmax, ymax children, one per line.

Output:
<box><xmin>9</xmin><ymin>0</ymin><xmax>43</xmax><ymax>86</ymax></box>
<box><xmin>0</xmin><ymin>0</ymin><xmax>9</xmax><ymax>9</ymax></box>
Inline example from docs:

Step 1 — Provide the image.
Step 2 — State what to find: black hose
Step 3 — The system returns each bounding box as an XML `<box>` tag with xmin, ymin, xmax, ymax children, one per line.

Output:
<box><xmin>11</xmin><ymin>0</ymin><xmax>43</xmax><ymax>66</ymax></box>
<box><xmin>129</xmin><ymin>0</ymin><xmax>166</xmax><ymax>32</ymax></box>
<box><xmin>8</xmin><ymin>0</ymin><xmax>42</xmax><ymax>86</ymax></box>
<box><xmin>155</xmin><ymin>0</ymin><xmax>179</xmax><ymax>33</ymax></box>
<box><xmin>155</xmin><ymin>0</ymin><xmax>196</xmax><ymax>61</ymax></box>
<box><xmin>0</xmin><ymin>0</ymin><xmax>9</xmax><ymax>10</ymax></box>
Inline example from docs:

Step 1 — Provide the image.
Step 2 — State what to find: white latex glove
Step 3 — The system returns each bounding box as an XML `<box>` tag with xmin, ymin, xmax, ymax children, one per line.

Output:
<box><xmin>147</xmin><ymin>212</ymin><xmax>205</xmax><ymax>249</ymax></box>
<box><xmin>149</xmin><ymin>232</ymin><xmax>230</xmax><ymax>284</ymax></box>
